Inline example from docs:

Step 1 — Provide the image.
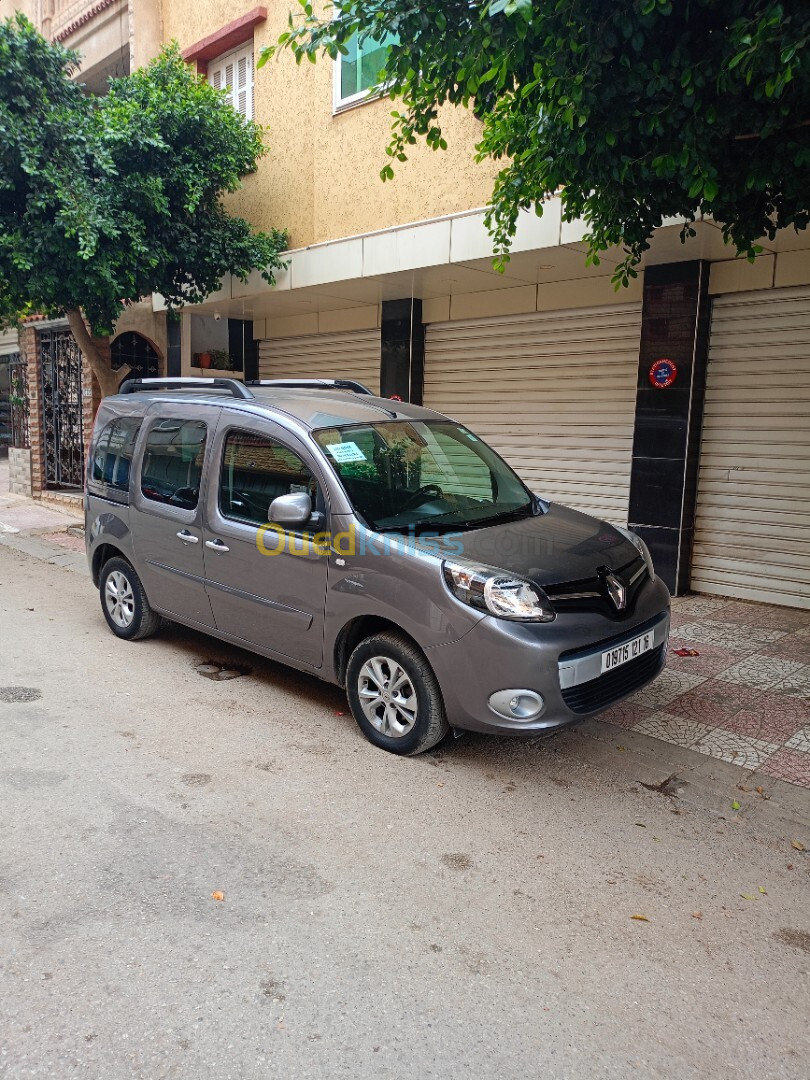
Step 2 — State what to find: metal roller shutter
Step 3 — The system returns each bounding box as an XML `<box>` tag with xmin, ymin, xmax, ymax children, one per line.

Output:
<box><xmin>258</xmin><ymin>329</ymin><xmax>381</xmax><ymax>395</ymax></box>
<box><xmin>423</xmin><ymin>303</ymin><xmax>642</xmax><ymax>522</ymax></box>
<box><xmin>691</xmin><ymin>285</ymin><xmax>810</xmax><ymax>609</ymax></box>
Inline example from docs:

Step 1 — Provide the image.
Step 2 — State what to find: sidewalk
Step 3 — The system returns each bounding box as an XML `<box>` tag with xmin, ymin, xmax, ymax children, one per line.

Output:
<box><xmin>601</xmin><ymin>595</ymin><xmax>810</xmax><ymax>790</ymax></box>
<box><xmin>1</xmin><ymin>456</ymin><xmax>808</xmax><ymax>793</ymax></box>
<box><xmin>0</xmin><ymin>456</ymin><xmax>86</xmax><ymax>572</ymax></box>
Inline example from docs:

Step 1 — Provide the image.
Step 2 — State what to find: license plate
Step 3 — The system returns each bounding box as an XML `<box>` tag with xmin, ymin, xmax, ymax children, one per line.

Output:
<box><xmin>601</xmin><ymin>630</ymin><xmax>655</xmax><ymax>674</ymax></box>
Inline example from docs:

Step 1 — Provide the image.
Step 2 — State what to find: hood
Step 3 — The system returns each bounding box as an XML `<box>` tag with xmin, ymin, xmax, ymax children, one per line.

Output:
<box><xmin>415</xmin><ymin>503</ymin><xmax>638</xmax><ymax>587</ymax></box>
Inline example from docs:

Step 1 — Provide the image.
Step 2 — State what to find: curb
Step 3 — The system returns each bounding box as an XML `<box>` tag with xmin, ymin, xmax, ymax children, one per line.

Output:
<box><xmin>0</xmin><ymin>527</ymin><xmax>88</xmax><ymax>574</ymax></box>
<box><xmin>567</xmin><ymin>718</ymin><xmax>810</xmax><ymax>833</ymax></box>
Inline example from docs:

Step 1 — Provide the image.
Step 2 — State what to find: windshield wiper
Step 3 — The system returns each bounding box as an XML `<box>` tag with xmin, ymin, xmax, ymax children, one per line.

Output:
<box><xmin>375</xmin><ymin>503</ymin><xmax>534</xmax><ymax>535</ymax></box>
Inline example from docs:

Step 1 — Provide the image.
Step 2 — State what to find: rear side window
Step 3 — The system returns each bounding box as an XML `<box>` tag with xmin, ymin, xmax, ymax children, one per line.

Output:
<box><xmin>141</xmin><ymin>418</ymin><xmax>207</xmax><ymax>511</ymax></box>
<box><xmin>219</xmin><ymin>429</ymin><xmax>319</xmax><ymax>531</ymax></box>
<box><xmin>90</xmin><ymin>416</ymin><xmax>142</xmax><ymax>503</ymax></box>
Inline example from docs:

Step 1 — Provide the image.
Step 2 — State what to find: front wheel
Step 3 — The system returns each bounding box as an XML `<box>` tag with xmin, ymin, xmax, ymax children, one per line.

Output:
<box><xmin>99</xmin><ymin>557</ymin><xmax>161</xmax><ymax>641</ymax></box>
<box><xmin>346</xmin><ymin>632</ymin><xmax>449</xmax><ymax>755</ymax></box>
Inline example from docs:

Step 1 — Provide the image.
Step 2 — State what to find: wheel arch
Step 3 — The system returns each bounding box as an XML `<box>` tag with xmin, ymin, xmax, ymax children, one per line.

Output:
<box><xmin>333</xmin><ymin>615</ymin><xmax>431</xmax><ymax>687</ymax></box>
<box><xmin>92</xmin><ymin>542</ymin><xmax>128</xmax><ymax>587</ymax></box>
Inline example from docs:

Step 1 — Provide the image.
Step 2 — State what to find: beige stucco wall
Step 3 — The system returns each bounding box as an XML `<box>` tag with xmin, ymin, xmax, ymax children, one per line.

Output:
<box><xmin>162</xmin><ymin>0</ymin><xmax>498</xmax><ymax>249</ymax></box>
<box><xmin>112</xmin><ymin>301</ymin><xmax>167</xmax><ymax>362</ymax></box>
<box><xmin>0</xmin><ymin>0</ymin><xmax>40</xmax><ymax>23</ymax></box>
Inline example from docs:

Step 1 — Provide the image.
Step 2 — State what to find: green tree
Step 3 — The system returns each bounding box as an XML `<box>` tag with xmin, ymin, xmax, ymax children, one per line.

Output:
<box><xmin>0</xmin><ymin>15</ymin><xmax>286</xmax><ymax>395</ymax></box>
<box><xmin>262</xmin><ymin>0</ymin><xmax>809</xmax><ymax>284</ymax></box>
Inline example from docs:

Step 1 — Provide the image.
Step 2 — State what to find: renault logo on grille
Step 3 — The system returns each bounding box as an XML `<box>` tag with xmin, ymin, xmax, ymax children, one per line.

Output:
<box><xmin>604</xmin><ymin>571</ymin><xmax>627</xmax><ymax>612</ymax></box>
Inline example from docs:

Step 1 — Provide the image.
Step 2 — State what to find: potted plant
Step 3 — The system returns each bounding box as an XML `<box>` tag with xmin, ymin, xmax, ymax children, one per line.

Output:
<box><xmin>194</xmin><ymin>351</ymin><xmax>212</xmax><ymax>369</ymax></box>
<box><xmin>210</xmin><ymin>349</ymin><xmax>234</xmax><ymax>371</ymax></box>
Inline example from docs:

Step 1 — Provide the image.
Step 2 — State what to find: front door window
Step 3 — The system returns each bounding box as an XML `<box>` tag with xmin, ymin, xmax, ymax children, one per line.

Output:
<box><xmin>219</xmin><ymin>429</ymin><xmax>319</xmax><ymax>532</ymax></box>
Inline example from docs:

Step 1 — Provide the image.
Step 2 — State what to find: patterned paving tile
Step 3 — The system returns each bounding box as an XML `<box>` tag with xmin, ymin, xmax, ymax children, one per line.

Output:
<box><xmin>717</xmin><ymin>708</ymin><xmax>806</xmax><ymax>746</ymax></box>
<box><xmin>758</xmin><ymin>635</ymin><xmax>810</xmax><ymax>663</ymax></box>
<box><xmin>713</xmin><ymin>600</ymin><xmax>810</xmax><ymax>632</ymax></box>
<box><xmin>670</xmin><ymin>595</ymin><xmax>731</xmax><ymax>618</ymax></box>
<box><xmin>673</xmin><ymin>621</ymin><xmax>786</xmax><ymax>651</ymax></box>
<box><xmin>785</xmin><ymin>726</ymin><xmax>810</xmax><ymax>753</ymax></box>
<box><xmin>631</xmin><ymin>668</ymin><xmax>706</xmax><ymax>709</ymax></box>
<box><xmin>598</xmin><ymin>701</ymin><xmax>656</xmax><ymax>730</ymax></box>
<box><xmin>772</xmin><ymin>665</ymin><xmax>810</xmax><ymax>701</ymax></box>
<box><xmin>756</xmin><ymin>748</ymin><xmax>810</xmax><ymax>786</ymax></box>
<box><xmin>668</xmin><ymin>680</ymin><xmax>810</xmax><ymax>739</ymax></box>
<box><xmin>592</xmin><ymin>594</ymin><xmax>810</xmax><ymax>789</ymax></box>
<box><xmin>716</xmin><ymin>655</ymin><xmax>806</xmax><ymax>690</ymax></box>
<box><xmin>667</xmin><ymin>639</ymin><xmax>746</xmax><ymax>678</ymax></box>
<box><xmin>690</xmin><ymin>728</ymin><xmax>779</xmax><ymax>770</ymax></box>
<box><xmin>633</xmin><ymin>713</ymin><xmax>714</xmax><ymax>748</ymax></box>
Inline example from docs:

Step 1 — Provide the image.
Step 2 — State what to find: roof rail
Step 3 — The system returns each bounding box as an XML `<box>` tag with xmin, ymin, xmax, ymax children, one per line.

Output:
<box><xmin>119</xmin><ymin>377</ymin><xmax>255</xmax><ymax>400</ymax></box>
<box><xmin>246</xmin><ymin>378</ymin><xmax>373</xmax><ymax>396</ymax></box>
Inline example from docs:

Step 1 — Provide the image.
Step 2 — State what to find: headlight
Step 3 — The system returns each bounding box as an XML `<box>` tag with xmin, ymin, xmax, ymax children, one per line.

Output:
<box><xmin>442</xmin><ymin>560</ymin><xmax>555</xmax><ymax>622</ymax></box>
<box><xmin>615</xmin><ymin>526</ymin><xmax>655</xmax><ymax>579</ymax></box>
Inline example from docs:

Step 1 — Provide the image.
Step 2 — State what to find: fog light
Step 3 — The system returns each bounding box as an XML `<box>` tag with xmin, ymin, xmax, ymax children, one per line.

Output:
<box><xmin>488</xmin><ymin>689</ymin><xmax>545</xmax><ymax>721</ymax></box>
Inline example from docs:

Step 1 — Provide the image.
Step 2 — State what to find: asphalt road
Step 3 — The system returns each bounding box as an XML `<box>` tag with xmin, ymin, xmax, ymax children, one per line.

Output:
<box><xmin>1</xmin><ymin>545</ymin><xmax>808</xmax><ymax>1080</ymax></box>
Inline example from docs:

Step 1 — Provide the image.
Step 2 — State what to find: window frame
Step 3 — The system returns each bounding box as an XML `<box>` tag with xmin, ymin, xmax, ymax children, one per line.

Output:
<box><xmin>332</xmin><ymin>31</ymin><xmax>396</xmax><ymax>114</ymax></box>
<box><xmin>139</xmin><ymin>416</ymin><xmax>209</xmax><ymax>513</ymax></box>
<box><xmin>218</xmin><ymin>426</ymin><xmax>325</xmax><ymax>536</ymax></box>
<box><xmin>87</xmin><ymin>415</ymin><xmax>143</xmax><ymax>506</ymax></box>
<box><xmin>208</xmin><ymin>41</ymin><xmax>255</xmax><ymax>120</ymax></box>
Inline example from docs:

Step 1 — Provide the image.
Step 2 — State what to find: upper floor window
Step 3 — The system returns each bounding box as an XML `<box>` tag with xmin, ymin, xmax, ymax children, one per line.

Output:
<box><xmin>209</xmin><ymin>43</ymin><xmax>254</xmax><ymax>120</ymax></box>
<box><xmin>334</xmin><ymin>32</ymin><xmax>397</xmax><ymax>111</ymax></box>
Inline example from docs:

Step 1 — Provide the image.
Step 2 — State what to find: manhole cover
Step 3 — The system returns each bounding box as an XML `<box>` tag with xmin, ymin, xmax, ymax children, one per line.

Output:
<box><xmin>0</xmin><ymin>687</ymin><xmax>42</xmax><ymax>703</ymax></box>
<box><xmin>195</xmin><ymin>661</ymin><xmax>249</xmax><ymax>682</ymax></box>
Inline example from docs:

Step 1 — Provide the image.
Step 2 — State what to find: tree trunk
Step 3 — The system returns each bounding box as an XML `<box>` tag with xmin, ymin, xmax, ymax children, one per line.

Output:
<box><xmin>65</xmin><ymin>308</ymin><xmax>131</xmax><ymax>398</ymax></box>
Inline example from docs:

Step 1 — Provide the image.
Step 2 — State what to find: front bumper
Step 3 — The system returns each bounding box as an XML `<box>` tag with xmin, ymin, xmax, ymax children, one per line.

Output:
<box><xmin>426</xmin><ymin>574</ymin><xmax>670</xmax><ymax>735</ymax></box>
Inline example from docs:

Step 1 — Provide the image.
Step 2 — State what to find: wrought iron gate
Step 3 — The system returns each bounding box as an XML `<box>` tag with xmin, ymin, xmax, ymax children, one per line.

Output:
<box><xmin>8</xmin><ymin>353</ymin><xmax>29</xmax><ymax>449</ymax></box>
<box><xmin>40</xmin><ymin>329</ymin><xmax>85</xmax><ymax>488</ymax></box>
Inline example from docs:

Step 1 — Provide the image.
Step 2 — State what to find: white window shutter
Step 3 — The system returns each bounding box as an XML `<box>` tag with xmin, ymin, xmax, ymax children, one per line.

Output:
<box><xmin>207</xmin><ymin>45</ymin><xmax>253</xmax><ymax>119</ymax></box>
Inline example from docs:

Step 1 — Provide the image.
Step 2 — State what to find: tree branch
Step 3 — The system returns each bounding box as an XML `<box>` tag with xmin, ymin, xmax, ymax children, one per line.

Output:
<box><xmin>65</xmin><ymin>308</ymin><xmax>129</xmax><ymax>398</ymax></box>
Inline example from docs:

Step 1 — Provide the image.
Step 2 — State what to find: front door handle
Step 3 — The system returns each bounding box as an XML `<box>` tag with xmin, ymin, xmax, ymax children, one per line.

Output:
<box><xmin>176</xmin><ymin>530</ymin><xmax>199</xmax><ymax>544</ymax></box>
<box><xmin>205</xmin><ymin>539</ymin><xmax>230</xmax><ymax>553</ymax></box>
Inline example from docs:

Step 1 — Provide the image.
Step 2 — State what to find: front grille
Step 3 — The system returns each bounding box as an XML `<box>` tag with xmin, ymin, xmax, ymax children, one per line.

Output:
<box><xmin>561</xmin><ymin>644</ymin><xmax>665</xmax><ymax>714</ymax></box>
<box><xmin>545</xmin><ymin>556</ymin><xmax>647</xmax><ymax>619</ymax></box>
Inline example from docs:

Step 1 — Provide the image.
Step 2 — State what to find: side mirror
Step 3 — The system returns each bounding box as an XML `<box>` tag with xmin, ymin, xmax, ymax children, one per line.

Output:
<box><xmin>268</xmin><ymin>491</ymin><xmax>312</xmax><ymax>527</ymax></box>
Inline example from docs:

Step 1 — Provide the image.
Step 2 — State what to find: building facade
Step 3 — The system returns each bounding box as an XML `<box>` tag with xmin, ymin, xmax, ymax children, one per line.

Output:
<box><xmin>4</xmin><ymin>0</ymin><xmax>809</xmax><ymax>609</ymax></box>
<box><xmin>0</xmin><ymin>0</ymin><xmax>169</xmax><ymax>496</ymax></box>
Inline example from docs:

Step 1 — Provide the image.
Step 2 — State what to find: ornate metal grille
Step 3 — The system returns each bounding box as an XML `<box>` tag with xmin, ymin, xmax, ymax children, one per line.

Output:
<box><xmin>8</xmin><ymin>353</ymin><xmax>30</xmax><ymax>450</ymax></box>
<box><xmin>40</xmin><ymin>329</ymin><xmax>85</xmax><ymax>487</ymax></box>
<box><xmin>111</xmin><ymin>331</ymin><xmax>160</xmax><ymax>379</ymax></box>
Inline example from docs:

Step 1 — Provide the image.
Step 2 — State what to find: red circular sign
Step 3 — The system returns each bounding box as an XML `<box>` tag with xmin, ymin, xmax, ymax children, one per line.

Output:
<box><xmin>649</xmin><ymin>358</ymin><xmax>678</xmax><ymax>388</ymax></box>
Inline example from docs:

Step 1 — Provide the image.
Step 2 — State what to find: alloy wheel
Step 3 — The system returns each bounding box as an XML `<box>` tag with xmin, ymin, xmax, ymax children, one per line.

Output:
<box><xmin>105</xmin><ymin>570</ymin><xmax>135</xmax><ymax>629</ymax></box>
<box><xmin>357</xmin><ymin>655</ymin><xmax>418</xmax><ymax>738</ymax></box>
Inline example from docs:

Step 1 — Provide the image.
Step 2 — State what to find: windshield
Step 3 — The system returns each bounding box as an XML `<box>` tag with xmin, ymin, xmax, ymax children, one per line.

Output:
<box><xmin>314</xmin><ymin>420</ymin><xmax>534</xmax><ymax>533</ymax></box>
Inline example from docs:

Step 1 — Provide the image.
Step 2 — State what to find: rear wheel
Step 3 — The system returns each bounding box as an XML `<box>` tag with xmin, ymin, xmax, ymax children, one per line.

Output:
<box><xmin>99</xmin><ymin>557</ymin><xmax>161</xmax><ymax>641</ymax></box>
<box><xmin>346</xmin><ymin>632</ymin><xmax>449</xmax><ymax>755</ymax></box>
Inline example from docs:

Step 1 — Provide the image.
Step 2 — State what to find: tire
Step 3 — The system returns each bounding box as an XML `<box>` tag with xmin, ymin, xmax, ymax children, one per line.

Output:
<box><xmin>346</xmin><ymin>632</ymin><xmax>449</xmax><ymax>755</ymax></box>
<box><xmin>99</xmin><ymin>557</ymin><xmax>161</xmax><ymax>641</ymax></box>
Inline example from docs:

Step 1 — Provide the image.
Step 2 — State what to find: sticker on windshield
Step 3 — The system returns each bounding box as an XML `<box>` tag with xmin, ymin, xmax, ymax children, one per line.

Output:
<box><xmin>326</xmin><ymin>441</ymin><xmax>367</xmax><ymax>463</ymax></box>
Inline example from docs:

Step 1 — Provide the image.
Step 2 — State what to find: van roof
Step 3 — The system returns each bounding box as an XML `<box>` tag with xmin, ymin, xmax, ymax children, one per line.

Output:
<box><xmin>111</xmin><ymin>382</ymin><xmax>447</xmax><ymax>430</ymax></box>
